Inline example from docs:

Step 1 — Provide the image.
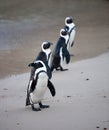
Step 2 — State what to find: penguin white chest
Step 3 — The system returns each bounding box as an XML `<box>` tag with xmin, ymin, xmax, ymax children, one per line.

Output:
<box><xmin>31</xmin><ymin>72</ymin><xmax>48</xmax><ymax>103</ymax></box>
<box><xmin>69</xmin><ymin>29</ymin><xmax>76</xmax><ymax>45</ymax></box>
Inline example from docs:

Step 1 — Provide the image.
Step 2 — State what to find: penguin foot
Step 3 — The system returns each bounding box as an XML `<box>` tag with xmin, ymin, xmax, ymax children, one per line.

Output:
<box><xmin>31</xmin><ymin>104</ymin><xmax>41</xmax><ymax>111</ymax></box>
<box><xmin>39</xmin><ymin>102</ymin><xmax>50</xmax><ymax>109</ymax></box>
<box><xmin>61</xmin><ymin>68</ymin><xmax>68</xmax><ymax>71</ymax></box>
<box><xmin>60</xmin><ymin>67</ymin><xmax>68</xmax><ymax>71</ymax></box>
<box><xmin>56</xmin><ymin>68</ymin><xmax>60</xmax><ymax>71</ymax></box>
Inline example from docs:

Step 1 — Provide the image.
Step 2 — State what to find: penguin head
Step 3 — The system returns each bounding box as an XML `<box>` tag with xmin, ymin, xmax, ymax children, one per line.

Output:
<box><xmin>41</xmin><ymin>42</ymin><xmax>53</xmax><ymax>50</ymax></box>
<box><xmin>60</xmin><ymin>28</ymin><xmax>67</xmax><ymax>37</ymax></box>
<box><xmin>65</xmin><ymin>17</ymin><xmax>73</xmax><ymax>24</ymax></box>
<box><xmin>28</xmin><ymin>60</ymin><xmax>47</xmax><ymax>79</ymax></box>
<box><xmin>28</xmin><ymin>60</ymin><xmax>44</xmax><ymax>69</ymax></box>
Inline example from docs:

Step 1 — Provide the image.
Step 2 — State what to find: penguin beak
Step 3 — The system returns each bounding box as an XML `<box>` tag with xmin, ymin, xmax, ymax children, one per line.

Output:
<box><xmin>28</xmin><ymin>63</ymin><xmax>34</xmax><ymax>67</ymax></box>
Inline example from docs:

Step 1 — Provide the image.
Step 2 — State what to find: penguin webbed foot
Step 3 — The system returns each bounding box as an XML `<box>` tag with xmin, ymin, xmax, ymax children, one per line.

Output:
<box><xmin>51</xmin><ymin>66</ymin><xmax>68</xmax><ymax>72</ymax></box>
<box><xmin>56</xmin><ymin>68</ymin><xmax>60</xmax><ymax>71</ymax></box>
<box><xmin>60</xmin><ymin>66</ymin><xmax>68</xmax><ymax>71</ymax></box>
<box><xmin>55</xmin><ymin>67</ymin><xmax>68</xmax><ymax>71</ymax></box>
<box><xmin>39</xmin><ymin>102</ymin><xmax>50</xmax><ymax>109</ymax></box>
<box><xmin>31</xmin><ymin>104</ymin><xmax>41</xmax><ymax>111</ymax></box>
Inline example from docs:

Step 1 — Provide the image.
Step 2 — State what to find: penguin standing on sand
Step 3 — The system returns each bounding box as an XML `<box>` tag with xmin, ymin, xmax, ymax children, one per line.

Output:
<box><xmin>50</xmin><ymin>28</ymin><xmax>70</xmax><ymax>71</ymax></box>
<box><xmin>26</xmin><ymin>60</ymin><xmax>56</xmax><ymax>111</ymax></box>
<box><xmin>31</xmin><ymin>42</ymin><xmax>53</xmax><ymax>80</ymax></box>
<box><xmin>64</xmin><ymin>17</ymin><xmax>76</xmax><ymax>50</ymax></box>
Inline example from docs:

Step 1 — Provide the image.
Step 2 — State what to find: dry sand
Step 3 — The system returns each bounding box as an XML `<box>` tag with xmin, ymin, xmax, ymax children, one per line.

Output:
<box><xmin>0</xmin><ymin>52</ymin><xmax>109</xmax><ymax>130</ymax></box>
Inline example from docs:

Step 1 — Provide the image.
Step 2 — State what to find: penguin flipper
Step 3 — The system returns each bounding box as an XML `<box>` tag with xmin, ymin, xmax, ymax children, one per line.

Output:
<box><xmin>47</xmin><ymin>80</ymin><xmax>56</xmax><ymax>96</ymax></box>
<box><xmin>62</xmin><ymin>47</ymin><xmax>70</xmax><ymax>64</ymax></box>
<box><xmin>45</xmin><ymin>62</ymin><xmax>52</xmax><ymax>79</ymax></box>
<box><xmin>65</xmin><ymin>52</ymin><xmax>70</xmax><ymax>64</ymax></box>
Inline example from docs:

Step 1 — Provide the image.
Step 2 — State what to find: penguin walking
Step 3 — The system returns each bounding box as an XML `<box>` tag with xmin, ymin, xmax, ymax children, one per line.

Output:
<box><xmin>50</xmin><ymin>28</ymin><xmax>70</xmax><ymax>72</ymax></box>
<box><xmin>64</xmin><ymin>17</ymin><xmax>76</xmax><ymax>50</ymax></box>
<box><xmin>31</xmin><ymin>41</ymin><xmax>53</xmax><ymax>80</ymax></box>
<box><xmin>26</xmin><ymin>60</ymin><xmax>56</xmax><ymax>111</ymax></box>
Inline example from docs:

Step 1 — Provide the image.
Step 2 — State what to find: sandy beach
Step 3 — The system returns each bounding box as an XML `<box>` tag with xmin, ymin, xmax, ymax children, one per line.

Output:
<box><xmin>0</xmin><ymin>0</ymin><xmax>109</xmax><ymax>130</ymax></box>
<box><xmin>0</xmin><ymin>52</ymin><xmax>109</xmax><ymax>130</ymax></box>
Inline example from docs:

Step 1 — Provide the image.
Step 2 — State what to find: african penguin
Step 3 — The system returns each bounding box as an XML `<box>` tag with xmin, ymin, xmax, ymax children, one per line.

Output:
<box><xmin>26</xmin><ymin>60</ymin><xmax>56</xmax><ymax>111</ymax></box>
<box><xmin>50</xmin><ymin>28</ymin><xmax>70</xmax><ymax>72</ymax></box>
<box><xmin>31</xmin><ymin>41</ymin><xmax>53</xmax><ymax>79</ymax></box>
<box><xmin>64</xmin><ymin>16</ymin><xmax>76</xmax><ymax>50</ymax></box>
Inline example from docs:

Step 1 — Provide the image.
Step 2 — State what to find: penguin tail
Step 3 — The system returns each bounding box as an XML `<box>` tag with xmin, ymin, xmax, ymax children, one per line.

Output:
<box><xmin>71</xmin><ymin>41</ymin><xmax>74</xmax><ymax>47</ymax></box>
<box><xmin>26</xmin><ymin>94</ymin><xmax>30</xmax><ymax>106</ymax></box>
<box><xmin>26</xmin><ymin>98</ymin><xmax>30</xmax><ymax>106</ymax></box>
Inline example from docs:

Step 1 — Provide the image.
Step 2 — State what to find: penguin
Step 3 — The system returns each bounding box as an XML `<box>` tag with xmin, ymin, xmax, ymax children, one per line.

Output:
<box><xmin>26</xmin><ymin>60</ymin><xmax>56</xmax><ymax>111</ymax></box>
<box><xmin>31</xmin><ymin>42</ymin><xmax>53</xmax><ymax>80</ymax></box>
<box><xmin>64</xmin><ymin>16</ymin><xmax>76</xmax><ymax>50</ymax></box>
<box><xmin>50</xmin><ymin>28</ymin><xmax>70</xmax><ymax>72</ymax></box>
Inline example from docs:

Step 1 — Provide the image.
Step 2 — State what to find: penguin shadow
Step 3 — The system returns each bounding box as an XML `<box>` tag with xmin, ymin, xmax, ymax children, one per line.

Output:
<box><xmin>70</xmin><ymin>54</ymin><xmax>75</xmax><ymax>57</ymax></box>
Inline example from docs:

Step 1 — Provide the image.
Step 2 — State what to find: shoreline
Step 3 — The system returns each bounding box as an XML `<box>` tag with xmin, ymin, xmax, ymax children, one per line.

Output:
<box><xmin>0</xmin><ymin>51</ymin><xmax>109</xmax><ymax>81</ymax></box>
<box><xmin>0</xmin><ymin>50</ymin><xmax>109</xmax><ymax>80</ymax></box>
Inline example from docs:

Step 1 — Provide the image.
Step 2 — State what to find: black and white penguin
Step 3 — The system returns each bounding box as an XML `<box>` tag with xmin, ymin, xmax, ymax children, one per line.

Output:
<box><xmin>26</xmin><ymin>60</ymin><xmax>56</xmax><ymax>111</ymax></box>
<box><xmin>64</xmin><ymin>16</ymin><xmax>76</xmax><ymax>50</ymax></box>
<box><xmin>50</xmin><ymin>28</ymin><xmax>70</xmax><ymax>72</ymax></box>
<box><xmin>32</xmin><ymin>41</ymin><xmax>53</xmax><ymax>79</ymax></box>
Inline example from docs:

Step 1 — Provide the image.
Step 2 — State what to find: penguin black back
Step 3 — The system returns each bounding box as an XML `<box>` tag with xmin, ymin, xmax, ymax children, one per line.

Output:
<box><xmin>50</xmin><ymin>29</ymin><xmax>70</xmax><ymax>71</ymax></box>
